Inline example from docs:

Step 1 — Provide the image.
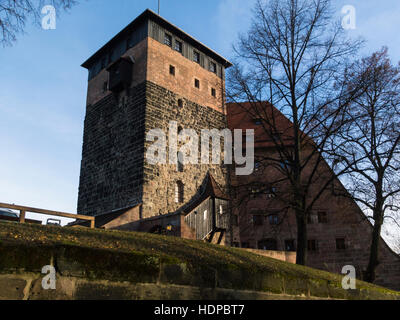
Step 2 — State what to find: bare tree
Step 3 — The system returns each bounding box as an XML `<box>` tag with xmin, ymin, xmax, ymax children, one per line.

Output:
<box><xmin>227</xmin><ymin>0</ymin><xmax>363</xmax><ymax>265</ymax></box>
<box><xmin>0</xmin><ymin>0</ymin><xmax>78</xmax><ymax>46</ymax></box>
<box><xmin>331</xmin><ymin>47</ymin><xmax>400</xmax><ymax>283</ymax></box>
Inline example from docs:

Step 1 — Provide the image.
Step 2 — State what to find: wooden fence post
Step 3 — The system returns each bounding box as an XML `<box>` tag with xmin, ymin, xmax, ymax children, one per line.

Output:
<box><xmin>19</xmin><ymin>210</ymin><xmax>26</xmax><ymax>224</ymax></box>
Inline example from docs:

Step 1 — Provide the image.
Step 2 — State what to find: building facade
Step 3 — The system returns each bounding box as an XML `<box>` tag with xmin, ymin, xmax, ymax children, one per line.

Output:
<box><xmin>77</xmin><ymin>9</ymin><xmax>233</xmax><ymax>244</ymax></box>
<box><xmin>226</xmin><ymin>102</ymin><xmax>400</xmax><ymax>291</ymax></box>
<box><xmin>77</xmin><ymin>9</ymin><xmax>400</xmax><ymax>290</ymax></box>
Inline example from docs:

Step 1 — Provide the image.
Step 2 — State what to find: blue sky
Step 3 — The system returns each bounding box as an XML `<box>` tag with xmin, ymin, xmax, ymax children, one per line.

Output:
<box><xmin>0</xmin><ymin>0</ymin><xmax>399</xmax><ymax>230</ymax></box>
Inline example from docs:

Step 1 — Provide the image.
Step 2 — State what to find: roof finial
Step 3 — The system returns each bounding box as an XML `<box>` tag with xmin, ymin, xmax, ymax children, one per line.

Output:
<box><xmin>158</xmin><ymin>0</ymin><xmax>160</xmax><ymax>15</ymax></box>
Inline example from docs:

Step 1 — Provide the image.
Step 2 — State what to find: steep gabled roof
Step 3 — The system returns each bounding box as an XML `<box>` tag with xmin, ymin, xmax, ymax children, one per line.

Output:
<box><xmin>227</xmin><ymin>101</ymin><xmax>295</xmax><ymax>147</ymax></box>
<box><xmin>226</xmin><ymin>101</ymin><xmax>317</xmax><ymax>149</ymax></box>
<box><xmin>181</xmin><ymin>173</ymin><xmax>229</xmax><ymax>215</ymax></box>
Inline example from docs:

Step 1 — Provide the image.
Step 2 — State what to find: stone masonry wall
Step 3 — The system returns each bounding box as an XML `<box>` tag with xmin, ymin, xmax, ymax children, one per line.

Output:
<box><xmin>142</xmin><ymin>81</ymin><xmax>229</xmax><ymax>219</ymax></box>
<box><xmin>77</xmin><ymin>82</ymin><xmax>147</xmax><ymax>216</ymax></box>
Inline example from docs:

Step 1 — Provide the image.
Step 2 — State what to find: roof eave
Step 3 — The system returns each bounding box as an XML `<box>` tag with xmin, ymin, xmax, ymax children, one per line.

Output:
<box><xmin>81</xmin><ymin>9</ymin><xmax>232</xmax><ymax>70</ymax></box>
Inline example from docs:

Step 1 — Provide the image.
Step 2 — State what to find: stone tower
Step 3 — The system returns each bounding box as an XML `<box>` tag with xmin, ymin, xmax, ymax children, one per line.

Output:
<box><xmin>77</xmin><ymin>9</ymin><xmax>232</xmax><ymax>221</ymax></box>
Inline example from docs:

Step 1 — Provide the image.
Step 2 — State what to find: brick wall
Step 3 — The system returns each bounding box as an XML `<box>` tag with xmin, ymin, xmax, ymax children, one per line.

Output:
<box><xmin>146</xmin><ymin>37</ymin><xmax>225</xmax><ymax>113</ymax></box>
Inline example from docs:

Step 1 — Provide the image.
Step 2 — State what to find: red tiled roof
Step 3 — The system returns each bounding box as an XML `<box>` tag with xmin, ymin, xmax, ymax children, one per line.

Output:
<box><xmin>226</xmin><ymin>101</ymin><xmax>296</xmax><ymax>148</ymax></box>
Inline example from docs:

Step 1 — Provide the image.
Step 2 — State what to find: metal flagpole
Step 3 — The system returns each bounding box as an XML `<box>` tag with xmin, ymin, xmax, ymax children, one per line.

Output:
<box><xmin>158</xmin><ymin>0</ymin><xmax>160</xmax><ymax>15</ymax></box>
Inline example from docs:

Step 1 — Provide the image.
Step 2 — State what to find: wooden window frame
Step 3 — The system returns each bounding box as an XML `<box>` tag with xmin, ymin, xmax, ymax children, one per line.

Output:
<box><xmin>164</xmin><ymin>33</ymin><xmax>172</xmax><ymax>47</ymax></box>
<box><xmin>175</xmin><ymin>40</ymin><xmax>183</xmax><ymax>53</ymax></box>
<box><xmin>193</xmin><ymin>50</ymin><xmax>200</xmax><ymax>64</ymax></box>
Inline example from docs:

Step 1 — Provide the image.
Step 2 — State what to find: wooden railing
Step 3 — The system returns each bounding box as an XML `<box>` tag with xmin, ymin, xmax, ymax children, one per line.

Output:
<box><xmin>0</xmin><ymin>202</ymin><xmax>95</xmax><ymax>229</ymax></box>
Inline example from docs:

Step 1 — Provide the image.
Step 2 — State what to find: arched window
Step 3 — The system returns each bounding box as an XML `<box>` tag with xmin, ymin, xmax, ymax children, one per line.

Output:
<box><xmin>177</xmin><ymin>152</ymin><xmax>184</xmax><ymax>172</ymax></box>
<box><xmin>175</xmin><ymin>181</ymin><xmax>184</xmax><ymax>203</ymax></box>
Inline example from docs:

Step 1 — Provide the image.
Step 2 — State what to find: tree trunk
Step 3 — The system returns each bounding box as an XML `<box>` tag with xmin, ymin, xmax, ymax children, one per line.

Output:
<box><xmin>296</xmin><ymin>210</ymin><xmax>307</xmax><ymax>265</ymax></box>
<box><xmin>364</xmin><ymin>209</ymin><xmax>383</xmax><ymax>283</ymax></box>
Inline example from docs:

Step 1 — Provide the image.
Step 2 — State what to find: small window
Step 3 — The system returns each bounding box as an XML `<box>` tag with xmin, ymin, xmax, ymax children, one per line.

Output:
<box><xmin>193</xmin><ymin>51</ymin><xmax>200</xmax><ymax>63</ymax></box>
<box><xmin>254</xmin><ymin>118</ymin><xmax>263</xmax><ymax>125</ymax></box>
<box><xmin>336</xmin><ymin>238</ymin><xmax>346</xmax><ymax>250</ymax></box>
<box><xmin>308</xmin><ymin>240</ymin><xmax>318</xmax><ymax>251</ymax></box>
<box><xmin>307</xmin><ymin>213</ymin><xmax>317</xmax><ymax>224</ymax></box>
<box><xmin>194</xmin><ymin>78</ymin><xmax>200</xmax><ymax>89</ymax></box>
<box><xmin>266</xmin><ymin>187</ymin><xmax>277</xmax><ymax>198</ymax></box>
<box><xmin>164</xmin><ymin>33</ymin><xmax>172</xmax><ymax>47</ymax></box>
<box><xmin>219</xmin><ymin>205</ymin><xmax>224</xmax><ymax>215</ymax></box>
<box><xmin>285</xmin><ymin>240</ymin><xmax>296</xmax><ymax>251</ymax></box>
<box><xmin>211</xmin><ymin>88</ymin><xmax>216</xmax><ymax>97</ymax></box>
<box><xmin>204</xmin><ymin>210</ymin><xmax>208</xmax><ymax>221</ymax></box>
<box><xmin>209</xmin><ymin>61</ymin><xmax>217</xmax><ymax>73</ymax></box>
<box><xmin>258</xmin><ymin>238</ymin><xmax>278</xmax><ymax>251</ymax></box>
<box><xmin>175</xmin><ymin>181</ymin><xmax>184</xmax><ymax>203</ymax></box>
<box><xmin>318</xmin><ymin>211</ymin><xmax>328</xmax><ymax>223</ymax></box>
<box><xmin>177</xmin><ymin>152</ymin><xmax>184</xmax><ymax>172</ymax></box>
<box><xmin>249</xmin><ymin>186</ymin><xmax>262</xmax><ymax>198</ymax></box>
<box><xmin>175</xmin><ymin>40</ymin><xmax>183</xmax><ymax>53</ymax></box>
<box><xmin>177</xmin><ymin>99</ymin><xmax>183</xmax><ymax>108</ymax></box>
<box><xmin>253</xmin><ymin>215</ymin><xmax>263</xmax><ymax>226</ymax></box>
<box><xmin>169</xmin><ymin>65</ymin><xmax>175</xmax><ymax>76</ymax></box>
<box><xmin>126</xmin><ymin>33</ymin><xmax>137</xmax><ymax>50</ymax></box>
<box><xmin>268</xmin><ymin>214</ymin><xmax>279</xmax><ymax>225</ymax></box>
